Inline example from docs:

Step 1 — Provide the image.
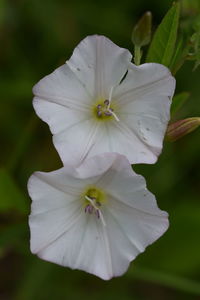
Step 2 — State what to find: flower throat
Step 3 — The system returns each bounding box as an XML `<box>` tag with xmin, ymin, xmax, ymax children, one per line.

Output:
<box><xmin>84</xmin><ymin>187</ymin><xmax>106</xmax><ymax>226</ymax></box>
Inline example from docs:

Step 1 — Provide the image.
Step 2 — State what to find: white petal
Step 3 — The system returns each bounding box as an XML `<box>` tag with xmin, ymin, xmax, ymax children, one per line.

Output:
<box><xmin>95</xmin><ymin>156</ymin><xmax>168</xmax><ymax>276</ymax></box>
<box><xmin>95</xmin><ymin>153</ymin><xmax>162</xmax><ymax>215</ymax></box>
<box><xmin>32</xmin><ymin>63</ymin><xmax>94</xmax><ymax>140</ymax></box>
<box><xmin>53</xmin><ymin>119</ymin><xmax>100</xmax><ymax>166</ymax></box>
<box><xmin>108</xmin><ymin>120</ymin><xmax>158</xmax><ymax>164</ymax></box>
<box><xmin>28</xmin><ymin>153</ymin><xmax>169</xmax><ymax>280</ymax></box>
<box><xmin>114</xmin><ymin>63</ymin><xmax>175</xmax><ymax>103</ymax></box>
<box><xmin>33</xmin><ymin>98</ymin><xmax>90</xmax><ymax>135</ymax></box>
<box><xmin>112</xmin><ymin>63</ymin><xmax>175</xmax><ymax>163</ymax></box>
<box><xmin>73</xmin><ymin>152</ymin><xmax>123</xmax><ymax>178</ymax></box>
<box><xmin>78</xmin><ymin>153</ymin><xmax>169</xmax><ymax>276</ymax></box>
<box><xmin>105</xmin><ymin>196</ymin><xmax>168</xmax><ymax>268</ymax></box>
<box><xmin>37</xmin><ymin>214</ymin><xmax>116</xmax><ymax>280</ymax></box>
<box><xmin>28</xmin><ymin>171</ymin><xmax>84</xmax><ymax>254</ymax></box>
<box><xmin>28</xmin><ymin>162</ymin><xmax>121</xmax><ymax>279</ymax></box>
<box><xmin>67</xmin><ymin>35</ymin><xmax>132</xmax><ymax>99</ymax></box>
<box><xmin>68</xmin><ymin>120</ymin><xmax>153</xmax><ymax>164</ymax></box>
<box><xmin>33</xmin><ymin>64</ymin><xmax>92</xmax><ymax>109</ymax></box>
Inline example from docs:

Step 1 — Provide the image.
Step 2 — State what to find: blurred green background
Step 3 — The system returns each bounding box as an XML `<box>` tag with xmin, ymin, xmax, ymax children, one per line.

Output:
<box><xmin>1</xmin><ymin>0</ymin><xmax>200</xmax><ymax>299</ymax></box>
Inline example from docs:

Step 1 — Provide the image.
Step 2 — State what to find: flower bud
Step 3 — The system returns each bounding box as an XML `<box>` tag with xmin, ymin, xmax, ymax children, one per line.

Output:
<box><xmin>132</xmin><ymin>11</ymin><xmax>152</xmax><ymax>47</ymax></box>
<box><xmin>166</xmin><ymin>117</ymin><xmax>200</xmax><ymax>141</ymax></box>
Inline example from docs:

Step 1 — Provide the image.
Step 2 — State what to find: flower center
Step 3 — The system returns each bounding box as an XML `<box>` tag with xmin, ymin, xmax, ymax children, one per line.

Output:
<box><xmin>84</xmin><ymin>187</ymin><xmax>106</xmax><ymax>226</ymax></box>
<box><xmin>95</xmin><ymin>100</ymin><xmax>119</xmax><ymax>122</ymax></box>
<box><xmin>94</xmin><ymin>86</ymin><xmax>119</xmax><ymax>122</ymax></box>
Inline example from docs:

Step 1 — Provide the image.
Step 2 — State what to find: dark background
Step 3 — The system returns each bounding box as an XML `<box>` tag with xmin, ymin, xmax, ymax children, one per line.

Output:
<box><xmin>1</xmin><ymin>0</ymin><xmax>200</xmax><ymax>299</ymax></box>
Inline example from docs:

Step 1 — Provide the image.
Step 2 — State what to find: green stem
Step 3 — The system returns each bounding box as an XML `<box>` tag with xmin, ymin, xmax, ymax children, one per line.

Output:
<box><xmin>128</xmin><ymin>267</ymin><xmax>200</xmax><ymax>295</ymax></box>
<box><xmin>134</xmin><ymin>45</ymin><xmax>142</xmax><ymax>65</ymax></box>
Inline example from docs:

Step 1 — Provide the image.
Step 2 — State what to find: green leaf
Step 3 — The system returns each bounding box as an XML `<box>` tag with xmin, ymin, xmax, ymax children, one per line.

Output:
<box><xmin>146</xmin><ymin>3</ymin><xmax>180</xmax><ymax>67</ymax></box>
<box><xmin>171</xmin><ymin>92</ymin><xmax>190</xmax><ymax>116</ymax></box>
<box><xmin>0</xmin><ymin>168</ymin><xmax>28</xmax><ymax>213</ymax></box>
<box><xmin>128</xmin><ymin>267</ymin><xmax>200</xmax><ymax>296</ymax></box>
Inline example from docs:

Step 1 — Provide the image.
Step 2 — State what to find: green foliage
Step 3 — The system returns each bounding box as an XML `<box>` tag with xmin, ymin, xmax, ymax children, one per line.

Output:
<box><xmin>171</xmin><ymin>92</ymin><xmax>190</xmax><ymax>117</ymax></box>
<box><xmin>181</xmin><ymin>0</ymin><xmax>200</xmax><ymax>16</ymax></box>
<box><xmin>1</xmin><ymin>0</ymin><xmax>200</xmax><ymax>298</ymax></box>
<box><xmin>0</xmin><ymin>223</ymin><xmax>27</xmax><ymax>250</ymax></box>
<box><xmin>190</xmin><ymin>31</ymin><xmax>200</xmax><ymax>70</ymax></box>
<box><xmin>0</xmin><ymin>168</ymin><xmax>28</xmax><ymax>213</ymax></box>
<box><xmin>128</xmin><ymin>266</ymin><xmax>200</xmax><ymax>296</ymax></box>
<box><xmin>146</xmin><ymin>2</ymin><xmax>180</xmax><ymax>67</ymax></box>
<box><xmin>134</xmin><ymin>200</ymin><xmax>200</xmax><ymax>276</ymax></box>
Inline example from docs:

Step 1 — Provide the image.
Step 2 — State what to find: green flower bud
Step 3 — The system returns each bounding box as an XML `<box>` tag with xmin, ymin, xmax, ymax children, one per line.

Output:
<box><xmin>132</xmin><ymin>11</ymin><xmax>152</xmax><ymax>47</ymax></box>
<box><xmin>166</xmin><ymin>117</ymin><xmax>200</xmax><ymax>141</ymax></box>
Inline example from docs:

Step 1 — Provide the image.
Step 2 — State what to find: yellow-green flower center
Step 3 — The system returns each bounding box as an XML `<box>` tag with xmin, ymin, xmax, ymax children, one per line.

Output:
<box><xmin>84</xmin><ymin>186</ymin><xmax>106</xmax><ymax>225</ymax></box>
<box><xmin>93</xmin><ymin>99</ymin><xmax>119</xmax><ymax>122</ymax></box>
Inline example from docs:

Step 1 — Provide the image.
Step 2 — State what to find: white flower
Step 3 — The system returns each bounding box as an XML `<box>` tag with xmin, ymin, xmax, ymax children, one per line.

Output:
<box><xmin>28</xmin><ymin>153</ymin><xmax>169</xmax><ymax>280</ymax></box>
<box><xmin>33</xmin><ymin>35</ymin><xmax>175</xmax><ymax>166</ymax></box>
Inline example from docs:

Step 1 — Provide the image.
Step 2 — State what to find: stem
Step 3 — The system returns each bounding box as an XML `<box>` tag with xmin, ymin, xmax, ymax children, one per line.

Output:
<box><xmin>128</xmin><ymin>267</ymin><xmax>200</xmax><ymax>295</ymax></box>
<box><xmin>134</xmin><ymin>45</ymin><xmax>142</xmax><ymax>65</ymax></box>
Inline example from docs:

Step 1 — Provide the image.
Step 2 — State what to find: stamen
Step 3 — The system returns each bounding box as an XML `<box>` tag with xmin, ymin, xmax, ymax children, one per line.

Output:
<box><xmin>97</xmin><ymin>111</ymin><xmax>102</xmax><ymax>117</ymax></box>
<box><xmin>95</xmin><ymin>86</ymin><xmax>120</xmax><ymax>122</ymax></box>
<box><xmin>85</xmin><ymin>204</ymin><xmax>89</xmax><ymax>213</ymax></box>
<box><xmin>104</xmin><ymin>99</ymin><xmax>109</xmax><ymax>106</ymax></box>
<box><xmin>85</xmin><ymin>204</ymin><xmax>93</xmax><ymax>214</ymax></box>
<box><xmin>85</xmin><ymin>195</ymin><xmax>106</xmax><ymax>226</ymax></box>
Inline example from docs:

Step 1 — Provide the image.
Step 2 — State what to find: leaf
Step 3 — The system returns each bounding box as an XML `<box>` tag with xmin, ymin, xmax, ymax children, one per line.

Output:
<box><xmin>171</xmin><ymin>92</ymin><xmax>190</xmax><ymax>116</ymax></box>
<box><xmin>128</xmin><ymin>267</ymin><xmax>200</xmax><ymax>296</ymax></box>
<box><xmin>126</xmin><ymin>267</ymin><xmax>200</xmax><ymax>295</ymax></box>
<box><xmin>0</xmin><ymin>168</ymin><xmax>28</xmax><ymax>213</ymax></box>
<box><xmin>169</xmin><ymin>37</ymin><xmax>190</xmax><ymax>74</ymax></box>
<box><xmin>146</xmin><ymin>3</ymin><xmax>180</xmax><ymax>67</ymax></box>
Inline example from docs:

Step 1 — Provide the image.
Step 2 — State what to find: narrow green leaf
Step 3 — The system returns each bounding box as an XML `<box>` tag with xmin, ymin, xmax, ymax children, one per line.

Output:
<box><xmin>146</xmin><ymin>3</ymin><xmax>180</xmax><ymax>67</ymax></box>
<box><xmin>171</xmin><ymin>92</ymin><xmax>190</xmax><ymax>116</ymax></box>
<box><xmin>169</xmin><ymin>37</ymin><xmax>189</xmax><ymax>74</ymax></box>
<box><xmin>0</xmin><ymin>168</ymin><xmax>28</xmax><ymax>213</ymax></box>
<box><xmin>128</xmin><ymin>267</ymin><xmax>200</xmax><ymax>295</ymax></box>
